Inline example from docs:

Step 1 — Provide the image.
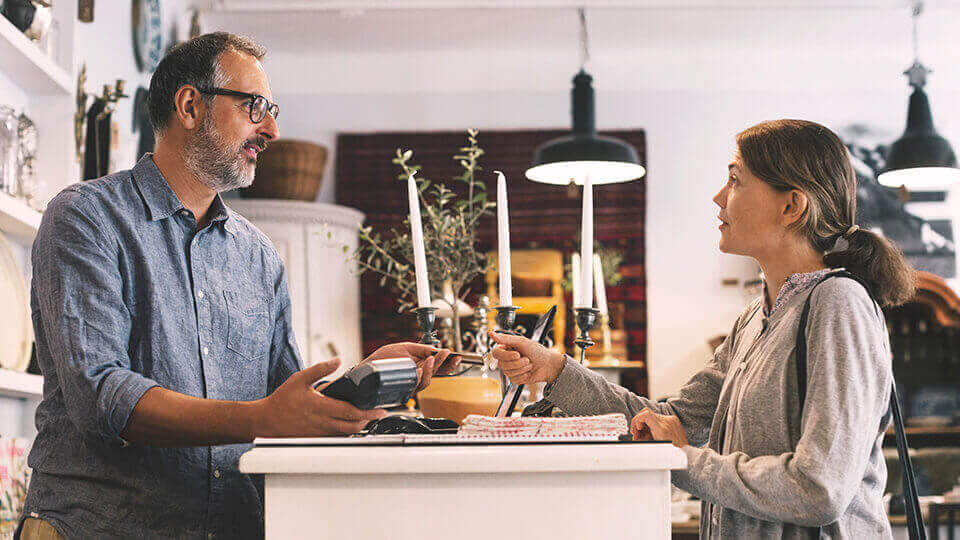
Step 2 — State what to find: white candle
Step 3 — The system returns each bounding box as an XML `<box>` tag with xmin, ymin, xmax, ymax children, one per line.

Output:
<box><xmin>407</xmin><ymin>171</ymin><xmax>431</xmax><ymax>308</ymax></box>
<box><xmin>571</xmin><ymin>253</ymin><xmax>581</xmax><ymax>308</ymax></box>
<box><xmin>496</xmin><ymin>171</ymin><xmax>513</xmax><ymax>307</ymax></box>
<box><xmin>579</xmin><ymin>176</ymin><xmax>594</xmax><ymax>308</ymax></box>
<box><xmin>593</xmin><ymin>253</ymin><xmax>608</xmax><ymax>316</ymax></box>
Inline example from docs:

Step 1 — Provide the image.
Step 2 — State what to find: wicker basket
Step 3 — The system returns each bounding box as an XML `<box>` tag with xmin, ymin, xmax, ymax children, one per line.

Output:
<box><xmin>240</xmin><ymin>139</ymin><xmax>327</xmax><ymax>201</ymax></box>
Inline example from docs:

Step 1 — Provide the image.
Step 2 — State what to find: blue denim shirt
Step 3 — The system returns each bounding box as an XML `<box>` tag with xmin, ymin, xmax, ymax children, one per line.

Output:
<box><xmin>23</xmin><ymin>155</ymin><xmax>302</xmax><ymax>539</ymax></box>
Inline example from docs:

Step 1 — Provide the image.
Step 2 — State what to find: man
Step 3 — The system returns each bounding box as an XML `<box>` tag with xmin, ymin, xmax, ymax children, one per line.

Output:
<box><xmin>19</xmin><ymin>32</ymin><xmax>455</xmax><ymax>539</ymax></box>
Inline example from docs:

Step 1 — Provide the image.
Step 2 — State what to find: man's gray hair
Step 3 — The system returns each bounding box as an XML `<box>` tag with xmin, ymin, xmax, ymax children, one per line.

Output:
<box><xmin>147</xmin><ymin>32</ymin><xmax>265</xmax><ymax>136</ymax></box>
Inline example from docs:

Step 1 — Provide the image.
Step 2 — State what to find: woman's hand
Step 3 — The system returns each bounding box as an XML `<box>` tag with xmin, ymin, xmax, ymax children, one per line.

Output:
<box><xmin>488</xmin><ymin>332</ymin><xmax>566</xmax><ymax>385</ymax></box>
<box><xmin>630</xmin><ymin>408</ymin><xmax>689</xmax><ymax>448</ymax></box>
<box><xmin>363</xmin><ymin>342</ymin><xmax>457</xmax><ymax>391</ymax></box>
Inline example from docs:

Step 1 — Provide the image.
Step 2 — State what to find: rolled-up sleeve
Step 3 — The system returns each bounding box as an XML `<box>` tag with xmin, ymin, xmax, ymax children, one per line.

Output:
<box><xmin>266</xmin><ymin>264</ymin><xmax>303</xmax><ymax>394</ymax></box>
<box><xmin>33</xmin><ymin>190</ymin><xmax>159</xmax><ymax>445</ymax></box>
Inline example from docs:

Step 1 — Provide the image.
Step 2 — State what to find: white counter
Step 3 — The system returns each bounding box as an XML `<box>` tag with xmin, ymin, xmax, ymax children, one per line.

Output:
<box><xmin>240</xmin><ymin>441</ymin><xmax>687</xmax><ymax>540</ymax></box>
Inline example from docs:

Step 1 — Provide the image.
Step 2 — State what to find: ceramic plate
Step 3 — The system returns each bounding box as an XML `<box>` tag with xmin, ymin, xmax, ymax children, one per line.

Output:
<box><xmin>0</xmin><ymin>232</ymin><xmax>31</xmax><ymax>372</ymax></box>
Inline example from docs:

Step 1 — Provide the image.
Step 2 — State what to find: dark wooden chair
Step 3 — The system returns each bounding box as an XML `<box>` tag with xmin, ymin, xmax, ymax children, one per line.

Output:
<box><xmin>930</xmin><ymin>502</ymin><xmax>960</xmax><ymax>540</ymax></box>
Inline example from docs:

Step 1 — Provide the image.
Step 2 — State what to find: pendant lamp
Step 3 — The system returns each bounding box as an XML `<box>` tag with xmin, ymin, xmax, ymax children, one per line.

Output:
<box><xmin>525</xmin><ymin>8</ymin><xmax>645</xmax><ymax>186</ymax></box>
<box><xmin>877</xmin><ymin>1</ymin><xmax>960</xmax><ymax>190</ymax></box>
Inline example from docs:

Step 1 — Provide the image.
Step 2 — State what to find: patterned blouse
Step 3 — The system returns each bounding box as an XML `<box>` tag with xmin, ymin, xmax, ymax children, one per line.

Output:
<box><xmin>762</xmin><ymin>268</ymin><xmax>836</xmax><ymax>318</ymax></box>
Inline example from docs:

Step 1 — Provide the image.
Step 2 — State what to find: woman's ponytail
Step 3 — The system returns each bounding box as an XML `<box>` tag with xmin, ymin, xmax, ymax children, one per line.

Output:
<box><xmin>823</xmin><ymin>228</ymin><xmax>916</xmax><ymax>307</ymax></box>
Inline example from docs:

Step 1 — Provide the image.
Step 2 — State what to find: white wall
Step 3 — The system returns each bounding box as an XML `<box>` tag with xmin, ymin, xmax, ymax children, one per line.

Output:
<box><xmin>204</xmin><ymin>4</ymin><xmax>960</xmax><ymax>397</ymax></box>
<box><xmin>74</xmin><ymin>1</ymin><xmax>199</xmax><ymax>178</ymax></box>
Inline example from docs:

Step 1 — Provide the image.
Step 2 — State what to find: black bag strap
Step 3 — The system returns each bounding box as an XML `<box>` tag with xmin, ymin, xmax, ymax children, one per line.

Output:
<box><xmin>795</xmin><ymin>270</ymin><xmax>925</xmax><ymax>540</ymax></box>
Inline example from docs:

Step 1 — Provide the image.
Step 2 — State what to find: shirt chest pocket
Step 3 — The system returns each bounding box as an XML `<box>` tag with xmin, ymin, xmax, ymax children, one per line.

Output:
<box><xmin>223</xmin><ymin>290</ymin><xmax>271</xmax><ymax>361</ymax></box>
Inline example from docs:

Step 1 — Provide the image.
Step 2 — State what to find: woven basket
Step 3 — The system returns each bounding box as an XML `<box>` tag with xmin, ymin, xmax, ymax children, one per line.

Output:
<box><xmin>240</xmin><ymin>139</ymin><xmax>327</xmax><ymax>201</ymax></box>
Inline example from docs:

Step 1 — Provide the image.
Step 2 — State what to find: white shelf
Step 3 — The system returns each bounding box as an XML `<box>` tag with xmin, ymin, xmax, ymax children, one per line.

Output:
<box><xmin>0</xmin><ymin>370</ymin><xmax>42</xmax><ymax>399</ymax></box>
<box><xmin>0</xmin><ymin>191</ymin><xmax>41</xmax><ymax>242</ymax></box>
<box><xmin>0</xmin><ymin>16</ymin><xmax>71</xmax><ymax>96</ymax></box>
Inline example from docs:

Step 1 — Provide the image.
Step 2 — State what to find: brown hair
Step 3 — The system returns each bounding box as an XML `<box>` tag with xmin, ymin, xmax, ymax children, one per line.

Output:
<box><xmin>736</xmin><ymin>119</ymin><xmax>916</xmax><ymax>307</ymax></box>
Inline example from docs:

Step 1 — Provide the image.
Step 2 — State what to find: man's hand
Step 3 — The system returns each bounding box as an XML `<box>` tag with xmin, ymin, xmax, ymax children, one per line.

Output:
<box><xmin>488</xmin><ymin>332</ymin><xmax>566</xmax><ymax>385</ymax></box>
<box><xmin>254</xmin><ymin>358</ymin><xmax>387</xmax><ymax>437</ymax></box>
<box><xmin>363</xmin><ymin>342</ymin><xmax>457</xmax><ymax>391</ymax></box>
<box><xmin>630</xmin><ymin>408</ymin><xmax>689</xmax><ymax>448</ymax></box>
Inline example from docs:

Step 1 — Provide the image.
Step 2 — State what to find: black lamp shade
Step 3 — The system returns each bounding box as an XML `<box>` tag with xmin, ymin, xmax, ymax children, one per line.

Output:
<box><xmin>525</xmin><ymin>70</ymin><xmax>645</xmax><ymax>185</ymax></box>
<box><xmin>879</xmin><ymin>85</ymin><xmax>960</xmax><ymax>188</ymax></box>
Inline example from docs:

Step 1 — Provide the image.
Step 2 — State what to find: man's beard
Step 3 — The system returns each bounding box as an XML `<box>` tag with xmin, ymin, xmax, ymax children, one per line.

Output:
<box><xmin>183</xmin><ymin>114</ymin><xmax>266</xmax><ymax>192</ymax></box>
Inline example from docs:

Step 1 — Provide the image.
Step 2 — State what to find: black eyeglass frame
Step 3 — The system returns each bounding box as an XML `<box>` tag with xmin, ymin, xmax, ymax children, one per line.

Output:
<box><xmin>197</xmin><ymin>87</ymin><xmax>279</xmax><ymax>123</ymax></box>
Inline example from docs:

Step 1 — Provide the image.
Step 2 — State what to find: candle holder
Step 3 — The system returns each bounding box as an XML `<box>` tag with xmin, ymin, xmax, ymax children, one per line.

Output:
<box><xmin>494</xmin><ymin>305</ymin><xmax>520</xmax><ymax>334</ymax></box>
<box><xmin>573</xmin><ymin>307</ymin><xmax>601</xmax><ymax>364</ymax></box>
<box><xmin>415</xmin><ymin>306</ymin><xmax>441</xmax><ymax>347</ymax></box>
<box><xmin>493</xmin><ymin>305</ymin><xmax>520</xmax><ymax>397</ymax></box>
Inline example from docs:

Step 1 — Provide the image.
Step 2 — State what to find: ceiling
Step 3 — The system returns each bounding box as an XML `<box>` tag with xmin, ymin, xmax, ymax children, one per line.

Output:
<box><xmin>200</xmin><ymin>2</ymin><xmax>960</xmax><ymax>95</ymax></box>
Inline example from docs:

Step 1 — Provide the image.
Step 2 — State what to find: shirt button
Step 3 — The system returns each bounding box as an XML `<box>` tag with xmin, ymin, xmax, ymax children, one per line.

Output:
<box><xmin>214</xmin><ymin>469</ymin><xmax>221</xmax><ymax>478</ymax></box>
<box><xmin>203</xmin><ymin>346</ymin><xmax>209</xmax><ymax>355</ymax></box>
<box><xmin>197</xmin><ymin>290</ymin><xmax>204</xmax><ymax>299</ymax></box>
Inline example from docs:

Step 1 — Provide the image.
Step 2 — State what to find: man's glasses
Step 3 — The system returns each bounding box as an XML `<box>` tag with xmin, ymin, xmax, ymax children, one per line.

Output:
<box><xmin>198</xmin><ymin>87</ymin><xmax>279</xmax><ymax>124</ymax></box>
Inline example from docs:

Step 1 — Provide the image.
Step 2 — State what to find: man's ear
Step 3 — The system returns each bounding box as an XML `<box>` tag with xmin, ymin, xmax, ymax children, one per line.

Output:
<box><xmin>781</xmin><ymin>189</ymin><xmax>808</xmax><ymax>228</ymax></box>
<box><xmin>172</xmin><ymin>85</ymin><xmax>205</xmax><ymax>131</ymax></box>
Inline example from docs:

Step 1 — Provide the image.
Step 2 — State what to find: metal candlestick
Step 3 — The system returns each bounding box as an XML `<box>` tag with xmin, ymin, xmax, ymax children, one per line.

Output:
<box><xmin>415</xmin><ymin>306</ymin><xmax>441</xmax><ymax>347</ymax></box>
<box><xmin>493</xmin><ymin>305</ymin><xmax>520</xmax><ymax>397</ymax></box>
<box><xmin>574</xmin><ymin>307</ymin><xmax>601</xmax><ymax>364</ymax></box>
<box><xmin>494</xmin><ymin>305</ymin><xmax>520</xmax><ymax>334</ymax></box>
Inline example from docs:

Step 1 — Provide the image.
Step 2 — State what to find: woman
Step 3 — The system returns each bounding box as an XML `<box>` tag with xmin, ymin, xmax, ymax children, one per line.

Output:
<box><xmin>490</xmin><ymin>119</ymin><xmax>915</xmax><ymax>539</ymax></box>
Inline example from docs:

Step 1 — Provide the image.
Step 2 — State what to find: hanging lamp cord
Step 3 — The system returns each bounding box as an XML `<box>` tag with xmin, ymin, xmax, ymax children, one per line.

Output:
<box><xmin>578</xmin><ymin>7</ymin><xmax>590</xmax><ymax>72</ymax></box>
<box><xmin>911</xmin><ymin>0</ymin><xmax>922</xmax><ymax>62</ymax></box>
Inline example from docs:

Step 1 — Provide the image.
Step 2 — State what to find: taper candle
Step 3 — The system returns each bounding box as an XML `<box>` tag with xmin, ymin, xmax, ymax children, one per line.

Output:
<box><xmin>579</xmin><ymin>176</ymin><xmax>594</xmax><ymax>308</ymax></box>
<box><xmin>407</xmin><ymin>171</ymin><xmax>431</xmax><ymax>308</ymax></box>
<box><xmin>571</xmin><ymin>252</ymin><xmax>581</xmax><ymax>308</ymax></box>
<box><xmin>496</xmin><ymin>171</ymin><xmax>512</xmax><ymax>306</ymax></box>
<box><xmin>593</xmin><ymin>253</ymin><xmax>607</xmax><ymax>316</ymax></box>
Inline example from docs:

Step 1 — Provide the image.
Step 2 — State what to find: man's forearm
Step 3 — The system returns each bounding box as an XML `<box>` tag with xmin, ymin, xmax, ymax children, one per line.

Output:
<box><xmin>121</xmin><ymin>386</ymin><xmax>265</xmax><ymax>447</ymax></box>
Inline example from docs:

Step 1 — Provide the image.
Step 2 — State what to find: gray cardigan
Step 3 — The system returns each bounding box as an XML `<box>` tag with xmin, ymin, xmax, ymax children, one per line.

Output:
<box><xmin>544</xmin><ymin>275</ymin><xmax>894</xmax><ymax>539</ymax></box>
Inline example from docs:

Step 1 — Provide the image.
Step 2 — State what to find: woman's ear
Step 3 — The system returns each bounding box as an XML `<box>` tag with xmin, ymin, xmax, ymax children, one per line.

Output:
<box><xmin>781</xmin><ymin>189</ymin><xmax>808</xmax><ymax>228</ymax></box>
<box><xmin>172</xmin><ymin>85</ymin><xmax>205</xmax><ymax>131</ymax></box>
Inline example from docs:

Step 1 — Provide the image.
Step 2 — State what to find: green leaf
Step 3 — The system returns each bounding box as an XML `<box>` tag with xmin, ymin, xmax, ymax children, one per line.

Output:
<box><xmin>403</xmin><ymin>150</ymin><xmax>413</xmax><ymax>161</ymax></box>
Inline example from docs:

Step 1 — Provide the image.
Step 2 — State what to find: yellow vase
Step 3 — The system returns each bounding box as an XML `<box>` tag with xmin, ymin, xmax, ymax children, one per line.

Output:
<box><xmin>417</xmin><ymin>376</ymin><xmax>503</xmax><ymax>424</ymax></box>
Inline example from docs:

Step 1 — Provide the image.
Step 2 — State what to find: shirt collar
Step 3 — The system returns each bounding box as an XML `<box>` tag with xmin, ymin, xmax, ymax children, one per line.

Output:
<box><xmin>210</xmin><ymin>195</ymin><xmax>240</xmax><ymax>236</ymax></box>
<box><xmin>132</xmin><ymin>154</ymin><xmax>237</xmax><ymax>236</ymax></box>
<box><xmin>762</xmin><ymin>268</ymin><xmax>836</xmax><ymax>317</ymax></box>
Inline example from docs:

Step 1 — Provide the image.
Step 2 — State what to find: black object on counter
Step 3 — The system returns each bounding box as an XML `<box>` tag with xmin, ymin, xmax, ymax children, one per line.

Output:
<box><xmin>364</xmin><ymin>416</ymin><xmax>458</xmax><ymax>435</ymax></box>
<box><xmin>2</xmin><ymin>0</ymin><xmax>36</xmax><ymax>32</ymax></box>
<box><xmin>317</xmin><ymin>358</ymin><xmax>418</xmax><ymax>410</ymax></box>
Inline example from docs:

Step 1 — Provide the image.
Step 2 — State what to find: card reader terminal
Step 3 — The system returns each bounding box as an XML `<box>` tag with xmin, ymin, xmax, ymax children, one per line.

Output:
<box><xmin>315</xmin><ymin>358</ymin><xmax>418</xmax><ymax>410</ymax></box>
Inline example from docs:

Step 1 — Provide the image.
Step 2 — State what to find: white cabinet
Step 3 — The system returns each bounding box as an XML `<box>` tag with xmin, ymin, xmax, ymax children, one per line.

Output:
<box><xmin>228</xmin><ymin>199</ymin><xmax>365</xmax><ymax>378</ymax></box>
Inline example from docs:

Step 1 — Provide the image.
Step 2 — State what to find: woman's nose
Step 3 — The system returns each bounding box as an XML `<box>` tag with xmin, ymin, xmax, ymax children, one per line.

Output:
<box><xmin>713</xmin><ymin>188</ymin><xmax>725</xmax><ymax>208</ymax></box>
